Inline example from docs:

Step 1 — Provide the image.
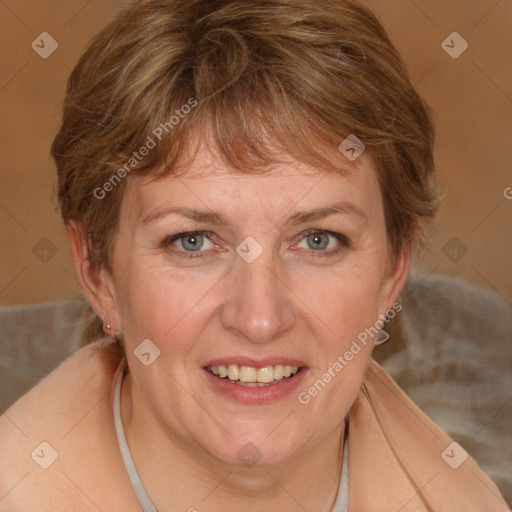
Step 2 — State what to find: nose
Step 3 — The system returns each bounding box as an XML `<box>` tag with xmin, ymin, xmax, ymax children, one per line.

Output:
<box><xmin>220</xmin><ymin>249</ymin><xmax>296</xmax><ymax>345</ymax></box>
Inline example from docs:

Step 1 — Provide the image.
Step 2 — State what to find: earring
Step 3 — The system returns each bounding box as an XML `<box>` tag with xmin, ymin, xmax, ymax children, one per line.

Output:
<box><xmin>104</xmin><ymin>319</ymin><xmax>123</xmax><ymax>340</ymax></box>
<box><xmin>375</xmin><ymin>329</ymin><xmax>390</xmax><ymax>345</ymax></box>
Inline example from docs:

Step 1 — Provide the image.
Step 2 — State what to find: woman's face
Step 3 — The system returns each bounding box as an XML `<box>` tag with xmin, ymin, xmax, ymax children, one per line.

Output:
<box><xmin>104</xmin><ymin>145</ymin><xmax>408</xmax><ymax>467</ymax></box>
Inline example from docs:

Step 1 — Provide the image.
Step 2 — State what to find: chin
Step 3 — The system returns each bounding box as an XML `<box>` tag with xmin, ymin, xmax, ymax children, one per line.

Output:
<box><xmin>201</xmin><ymin>424</ymin><xmax>310</xmax><ymax>469</ymax></box>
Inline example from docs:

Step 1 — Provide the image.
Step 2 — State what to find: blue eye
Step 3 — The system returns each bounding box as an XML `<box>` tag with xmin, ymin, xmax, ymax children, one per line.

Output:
<box><xmin>162</xmin><ymin>230</ymin><xmax>349</xmax><ymax>259</ymax></box>
<box><xmin>296</xmin><ymin>230</ymin><xmax>350</xmax><ymax>257</ymax></box>
<box><xmin>299</xmin><ymin>231</ymin><xmax>338</xmax><ymax>251</ymax></box>
<box><xmin>163</xmin><ymin>231</ymin><xmax>215</xmax><ymax>257</ymax></box>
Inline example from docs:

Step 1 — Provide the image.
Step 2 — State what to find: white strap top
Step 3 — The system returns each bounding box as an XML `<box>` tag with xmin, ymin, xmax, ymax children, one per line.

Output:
<box><xmin>113</xmin><ymin>362</ymin><xmax>349</xmax><ymax>512</ymax></box>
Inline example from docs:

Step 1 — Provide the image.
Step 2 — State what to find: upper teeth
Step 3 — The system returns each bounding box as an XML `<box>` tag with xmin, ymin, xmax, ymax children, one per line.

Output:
<box><xmin>207</xmin><ymin>364</ymin><xmax>299</xmax><ymax>383</ymax></box>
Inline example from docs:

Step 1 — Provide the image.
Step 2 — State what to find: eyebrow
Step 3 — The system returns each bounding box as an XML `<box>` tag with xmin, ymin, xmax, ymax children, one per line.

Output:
<box><xmin>141</xmin><ymin>201</ymin><xmax>367</xmax><ymax>228</ymax></box>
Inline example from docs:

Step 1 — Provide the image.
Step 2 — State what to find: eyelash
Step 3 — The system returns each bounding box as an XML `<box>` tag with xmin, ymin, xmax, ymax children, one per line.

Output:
<box><xmin>160</xmin><ymin>230</ymin><xmax>350</xmax><ymax>259</ymax></box>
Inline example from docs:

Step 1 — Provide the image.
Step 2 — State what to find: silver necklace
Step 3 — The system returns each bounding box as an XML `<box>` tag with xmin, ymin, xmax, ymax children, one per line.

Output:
<box><xmin>113</xmin><ymin>362</ymin><xmax>348</xmax><ymax>512</ymax></box>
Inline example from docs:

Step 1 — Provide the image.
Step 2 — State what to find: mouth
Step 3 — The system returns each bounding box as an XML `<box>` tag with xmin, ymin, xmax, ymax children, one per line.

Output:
<box><xmin>205</xmin><ymin>364</ymin><xmax>303</xmax><ymax>387</ymax></box>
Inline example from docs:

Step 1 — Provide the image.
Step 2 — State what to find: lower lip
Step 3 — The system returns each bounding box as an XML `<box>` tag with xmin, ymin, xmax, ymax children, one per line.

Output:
<box><xmin>203</xmin><ymin>368</ymin><xmax>309</xmax><ymax>404</ymax></box>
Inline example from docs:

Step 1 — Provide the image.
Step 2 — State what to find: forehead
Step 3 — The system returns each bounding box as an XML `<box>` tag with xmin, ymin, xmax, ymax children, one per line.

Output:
<box><xmin>121</xmin><ymin>144</ymin><xmax>382</xmax><ymax>226</ymax></box>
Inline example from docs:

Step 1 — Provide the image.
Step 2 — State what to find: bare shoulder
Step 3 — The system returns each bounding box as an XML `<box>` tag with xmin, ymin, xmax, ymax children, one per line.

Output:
<box><xmin>0</xmin><ymin>338</ymin><xmax>128</xmax><ymax>511</ymax></box>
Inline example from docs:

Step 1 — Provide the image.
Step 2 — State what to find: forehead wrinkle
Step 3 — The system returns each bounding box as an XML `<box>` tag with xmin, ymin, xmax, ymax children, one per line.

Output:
<box><xmin>140</xmin><ymin>200</ymin><xmax>367</xmax><ymax>230</ymax></box>
<box><xmin>132</xmin><ymin>152</ymin><xmax>370</xmax><ymax>231</ymax></box>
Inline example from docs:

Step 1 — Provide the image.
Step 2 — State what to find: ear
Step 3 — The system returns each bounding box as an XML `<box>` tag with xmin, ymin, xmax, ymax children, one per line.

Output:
<box><xmin>377</xmin><ymin>242</ymin><xmax>411</xmax><ymax>316</ymax></box>
<box><xmin>66</xmin><ymin>221</ymin><xmax>122</xmax><ymax>333</ymax></box>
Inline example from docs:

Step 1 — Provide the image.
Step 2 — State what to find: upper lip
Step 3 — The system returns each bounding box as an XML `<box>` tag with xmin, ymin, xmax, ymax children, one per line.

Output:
<box><xmin>203</xmin><ymin>356</ymin><xmax>308</xmax><ymax>368</ymax></box>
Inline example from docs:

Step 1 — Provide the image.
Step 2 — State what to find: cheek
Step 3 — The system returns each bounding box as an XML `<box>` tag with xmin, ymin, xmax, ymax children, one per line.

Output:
<box><xmin>293</xmin><ymin>261</ymin><xmax>384</xmax><ymax>398</ymax></box>
<box><xmin>114</xmin><ymin>258</ymin><xmax>219</xmax><ymax>350</ymax></box>
<box><xmin>294</xmin><ymin>273</ymin><xmax>381</xmax><ymax>425</ymax></box>
<box><xmin>298</xmin><ymin>264</ymin><xmax>384</xmax><ymax>345</ymax></box>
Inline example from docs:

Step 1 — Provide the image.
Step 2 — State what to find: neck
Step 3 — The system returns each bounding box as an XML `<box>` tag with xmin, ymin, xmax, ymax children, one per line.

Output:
<box><xmin>120</xmin><ymin>370</ymin><xmax>345</xmax><ymax>512</ymax></box>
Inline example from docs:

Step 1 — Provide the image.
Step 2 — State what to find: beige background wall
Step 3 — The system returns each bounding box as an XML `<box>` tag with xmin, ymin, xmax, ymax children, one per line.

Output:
<box><xmin>1</xmin><ymin>0</ymin><xmax>511</xmax><ymax>307</ymax></box>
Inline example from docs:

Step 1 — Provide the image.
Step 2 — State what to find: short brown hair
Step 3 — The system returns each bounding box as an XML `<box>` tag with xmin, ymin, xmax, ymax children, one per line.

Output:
<box><xmin>52</xmin><ymin>0</ymin><xmax>440</xmax><ymax>342</ymax></box>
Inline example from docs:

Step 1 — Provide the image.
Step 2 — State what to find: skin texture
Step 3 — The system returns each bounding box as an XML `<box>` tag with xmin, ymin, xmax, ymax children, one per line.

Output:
<box><xmin>67</xmin><ymin>144</ymin><xmax>410</xmax><ymax>511</ymax></box>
